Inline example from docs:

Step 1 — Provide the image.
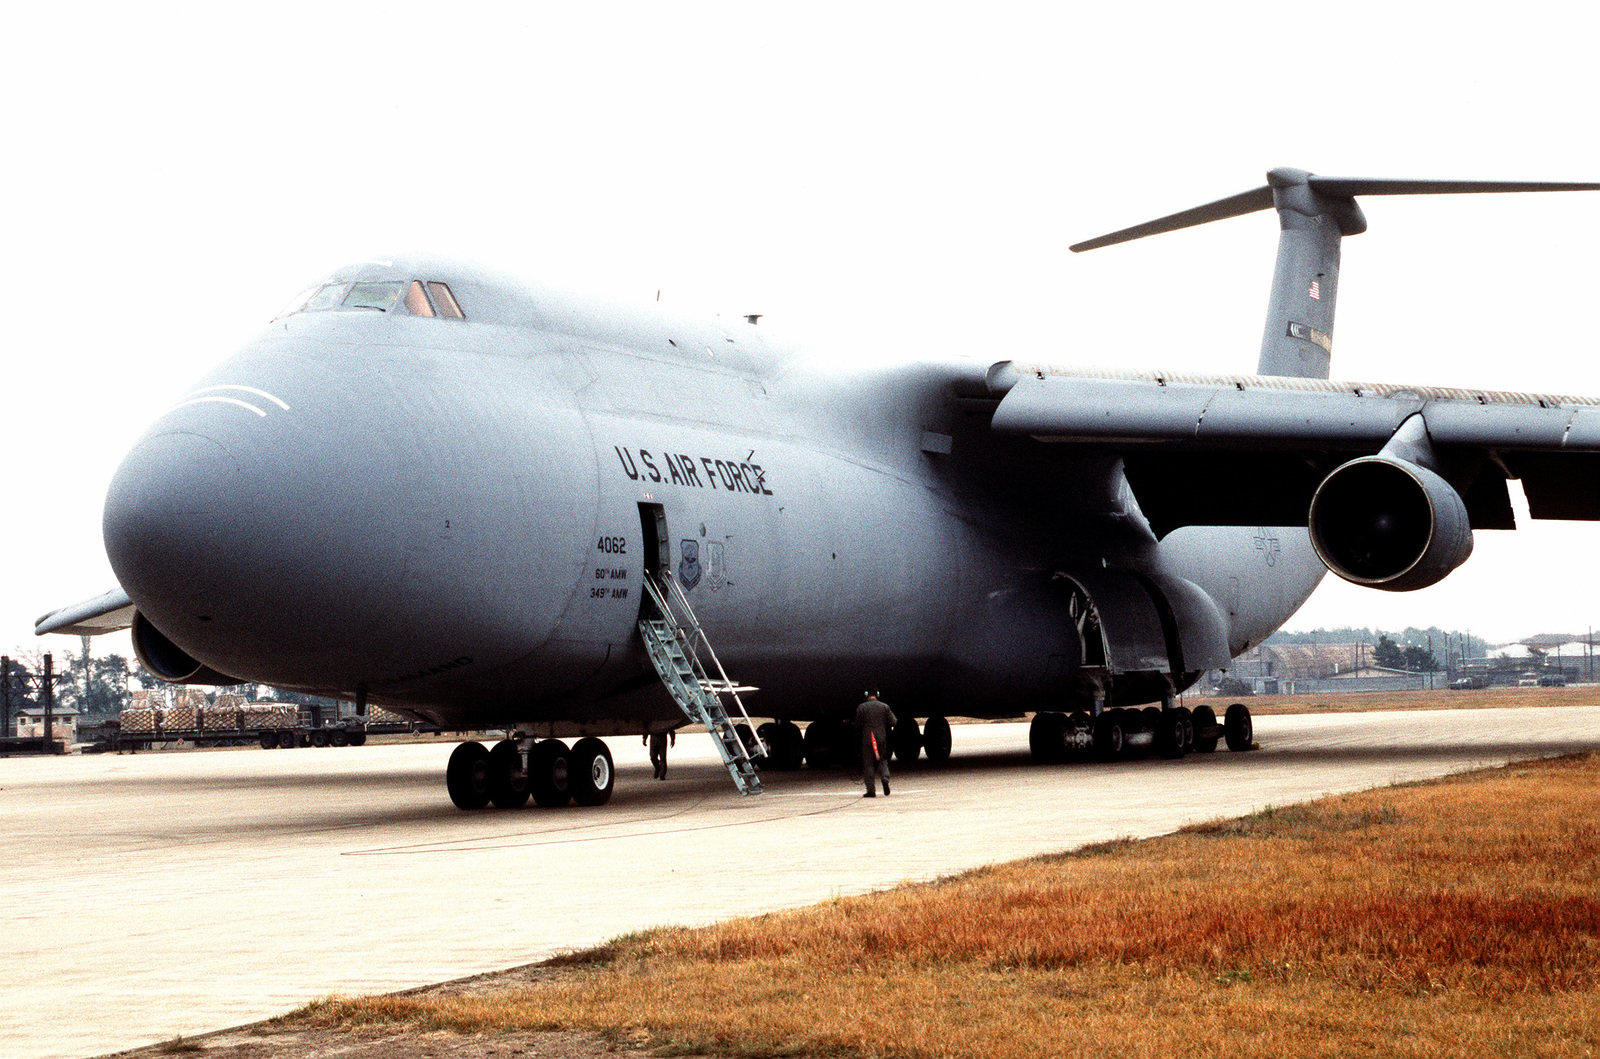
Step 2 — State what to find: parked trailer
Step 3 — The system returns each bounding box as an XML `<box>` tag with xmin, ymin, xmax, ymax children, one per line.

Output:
<box><xmin>112</xmin><ymin>702</ymin><xmax>433</xmax><ymax>751</ymax></box>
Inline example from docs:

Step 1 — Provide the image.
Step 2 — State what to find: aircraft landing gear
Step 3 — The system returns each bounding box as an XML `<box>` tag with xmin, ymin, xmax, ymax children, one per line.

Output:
<box><xmin>891</xmin><ymin>716</ymin><xmax>922</xmax><ymax>764</ymax></box>
<box><xmin>446</xmin><ymin>740</ymin><xmax>493</xmax><ymax>810</ymax></box>
<box><xmin>445</xmin><ymin>736</ymin><xmax>615</xmax><ymax>810</ymax></box>
<box><xmin>922</xmin><ymin>714</ymin><xmax>952</xmax><ymax>764</ymax></box>
<box><xmin>758</xmin><ymin>721</ymin><xmax>805</xmax><ymax>770</ymax></box>
<box><xmin>1191</xmin><ymin>705</ymin><xmax>1220</xmax><ymax>753</ymax></box>
<box><xmin>1224</xmin><ymin>702</ymin><xmax>1255</xmax><ymax>751</ymax></box>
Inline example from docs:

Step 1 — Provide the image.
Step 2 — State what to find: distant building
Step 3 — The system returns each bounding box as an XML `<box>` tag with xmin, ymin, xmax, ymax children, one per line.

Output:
<box><xmin>15</xmin><ymin>705</ymin><xmax>80</xmax><ymax>745</ymax></box>
<box><xmin>1211</xmin><ymin>642</ymin><xmax>1428</xmax><ymax>694</ymax></box>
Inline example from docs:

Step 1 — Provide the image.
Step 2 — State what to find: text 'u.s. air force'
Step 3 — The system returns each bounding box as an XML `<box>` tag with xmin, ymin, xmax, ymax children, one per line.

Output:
<box><xmin>613</xmin><ymin>446</ymin><xmax>773</xmax><ymax>495</ymax></box>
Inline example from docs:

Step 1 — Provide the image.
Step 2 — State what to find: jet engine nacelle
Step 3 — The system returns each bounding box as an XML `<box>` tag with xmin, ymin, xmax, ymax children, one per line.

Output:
<box><xmin>132</xmin><ymin>612</ymin><xmax>244</xmax><ymax>685</ymax></box>
<box><xmin>1308</xmin><ymin>455</ymin><xmax>1473</xmax><ymax>591</ymax></box>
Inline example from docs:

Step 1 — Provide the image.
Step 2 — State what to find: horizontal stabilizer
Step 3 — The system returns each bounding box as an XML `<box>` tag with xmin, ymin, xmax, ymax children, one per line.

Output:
<box><xmin>1071</xmin><ymin>172</ymin><xmax>1600</xmax><ymax>253</ymax></box>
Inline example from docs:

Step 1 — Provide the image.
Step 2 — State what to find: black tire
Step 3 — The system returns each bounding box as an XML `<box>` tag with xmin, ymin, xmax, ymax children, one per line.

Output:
<box><xmin>1192</xmin><ymin>704</ymin><xmax>1220</xmax><ymax>753</ymax></box>
<box><xmin>446</xmin><ymin>740</ymin><xmax>492</xmax><ymax>810</ymax></box>
<box><xmin>330</xmin><ymin>728</ymin><xmax>350</xmax><ymax>748</ymax></box>
<box><xmin>348</xmin><ymin>729</ymin><xmax>368</xmax><ymax>747</ymax></box>
<box><xmin>922</xmin><ymin>715</ymin><xmax>952</xmax><ymax>764</ymax></box>
<box><xmin>1156</xmin><ymin>710</ymin><xmax>1187</xmax><ymax>759</ymax></box>
<box><xmin>530</xmin><ymin>739</ymin><xmax>573</xmax><ymax>807</ymax></box>
<box><xmin>777</xmin><ymin>721</ymin><xmax>806</xmax><ymax>770</ymax></box>
<box><xmin>759</xmin><ymin>722</ymin><xmax>805</xmax><ymax>771</ymax></box>
<box><xmin>569</xmin><ymin>737</ymin><xmax>615</xmax><ymax>806</ymax></box>
<box><xmin>310</xmin><ymin>728</ymin><xmax>330</xmax><ymax>748</ymax></box>
<box><xmin>1029</xmin><ymin>711</ymin><xmax>1068</xmax><ymax>763</ymax></box>
<box><xmin>1224</xmin><ymin>703</ymin><xmax>1254</xmax><ymax>752</ymax></box>
<box><xmin>802</xmin><ymin>720</ymin><xmax>836</xmax><ymax>769</ymax></box>
<box><xmin>279</xmin><ymin>731</ymin><xmax>299</xmax><ymax>749</ymax></box>
<box><xmin>1094</xmin><ymin>713</ymin><xmax>1125</xmax><ymax>761</ymax></box>
<box><xmin>488</xmin><ymin>740</ymin><xmax>531</xmax><ymax>809</ymax></box>
<box><xmin>891</xmin><ymin>717</ymin><xmax>922</xmax><ymax>764</ymax></box>
<box><xmin>258</xmin><ymin>731</ymin><xmax>277</xmax><ymax>749</ymax></box>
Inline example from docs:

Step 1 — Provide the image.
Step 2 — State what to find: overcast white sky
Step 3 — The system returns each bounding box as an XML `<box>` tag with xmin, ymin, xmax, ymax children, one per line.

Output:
<box><xmin>4</xmin><ymin>3</ymin><xmax>1599</xmax><ymax>663</ymax></box>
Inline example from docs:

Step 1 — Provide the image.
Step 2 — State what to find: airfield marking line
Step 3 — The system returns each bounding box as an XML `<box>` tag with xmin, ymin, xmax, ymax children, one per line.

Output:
<box><xmin>344</xmin><ymin>795</ymin><xmax>865</xmax><ymax>856</ymax></box>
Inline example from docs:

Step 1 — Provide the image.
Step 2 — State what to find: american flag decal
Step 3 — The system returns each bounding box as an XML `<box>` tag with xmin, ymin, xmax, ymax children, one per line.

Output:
<box><xmin>1309</xmin><ymin>280</ymin><xmax>1321</xmax><ymax>300</ymax></box>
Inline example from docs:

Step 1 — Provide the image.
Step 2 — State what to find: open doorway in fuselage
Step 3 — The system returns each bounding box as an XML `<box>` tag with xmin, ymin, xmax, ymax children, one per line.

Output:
<box><xmin>638</xmin><ymin>502</ymin><xmax>669</xmax><ymax>619</ymax></box>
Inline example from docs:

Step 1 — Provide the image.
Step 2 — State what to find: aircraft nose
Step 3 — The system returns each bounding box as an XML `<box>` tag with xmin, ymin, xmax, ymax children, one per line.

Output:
<box><xmin>103</xmin><ymin>430</ymin><xmax>246</xmax><ymax>619</ymax></box>
<box><xmin>100</xmin><ymin>372</ymin><xmax>395</xmax><ymax>679</ymax></box>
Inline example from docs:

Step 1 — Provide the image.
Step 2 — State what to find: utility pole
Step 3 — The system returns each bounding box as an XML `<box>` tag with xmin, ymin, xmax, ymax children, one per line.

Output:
<box><xmin>43</xmin><ymin>652</ymin><xmax>55</xmax><ymax>752</ymax></box>
<box><xmin>1</xmin><ymin>655</ymin><xmax>11</xmax><ymax>737</ymax></box>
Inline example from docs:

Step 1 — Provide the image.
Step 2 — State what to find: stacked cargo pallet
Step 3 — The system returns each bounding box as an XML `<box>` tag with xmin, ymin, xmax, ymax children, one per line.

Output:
<box><xmin>119</xmin><ymin>707</ymin><xmax>158</xmax><ymax>734</ymax></box>
<box><xmin>239</xmin><ymin>703</ymin><xmax>298</xmax><ymax>729</ymax></box>
<box><xmin>368</xmin><ymin>705</ymin><xmax>411</xmax><ymax>724</ymax></box>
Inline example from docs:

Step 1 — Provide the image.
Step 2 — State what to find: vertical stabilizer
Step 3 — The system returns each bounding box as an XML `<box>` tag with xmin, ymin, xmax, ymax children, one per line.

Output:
<box><xmin>1256</xmin><ymin>168</ymin><xmax>1365</xmax><ymax>379</ymax></box>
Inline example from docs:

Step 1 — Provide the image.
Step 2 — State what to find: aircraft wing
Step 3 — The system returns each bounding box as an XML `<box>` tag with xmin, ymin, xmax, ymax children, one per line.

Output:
<box><xmin>35</xmin><ymin>588</ymin><xmax>136</xmax><ymax>636</ymax></box>
<box><xmin>985</xmin><ymin>362</ymin><xmax>1600</xmax><ymax>535</ymax></box>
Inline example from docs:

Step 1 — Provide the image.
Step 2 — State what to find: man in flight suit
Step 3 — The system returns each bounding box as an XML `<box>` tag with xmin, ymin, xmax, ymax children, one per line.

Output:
<box><xmin>855</xmin><ymin>690</ymin><xmax>897</xmax><ymax>797</ymax></box>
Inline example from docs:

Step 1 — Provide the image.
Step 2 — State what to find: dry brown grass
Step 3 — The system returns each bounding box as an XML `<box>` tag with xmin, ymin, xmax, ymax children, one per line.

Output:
<box><xmin>304</xmin><ymin>753</ymin><xmax>1600</xmax><ymax>1058</ymax></box>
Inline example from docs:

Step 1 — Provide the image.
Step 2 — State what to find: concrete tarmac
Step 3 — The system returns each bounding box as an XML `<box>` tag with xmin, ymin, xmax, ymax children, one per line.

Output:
<box><xmin>3</xmin><ymin>706</ymin><xmax>1597</xmax><ymax>1059</ymax></box>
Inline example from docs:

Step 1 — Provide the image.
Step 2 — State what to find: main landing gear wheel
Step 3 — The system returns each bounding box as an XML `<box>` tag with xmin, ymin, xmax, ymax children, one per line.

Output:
<box><xmin>1157</xmin><ymin>707</ymin><xmax>1193</xmax><ymax>759</ymax></box>
<box><xmin>1191</xmin><ymin>705</ymin><xmax>1220</xmax><ymax>753</ymax></box>
<box><xmin>802</xmin><ymin>719</ymin><xmax>836</xmax><ymax>769</ymax></box>
<box><xmin>1029</xmin><ymin>711</ymin><xmax>1069</xmax><ymax>764</ymax></box>
<box><xmin>446</xmin><ymin>740</ymin><xmax>493</xmax><ymax>810</ymax></box>
<box><xmin>488</xmin><ymin>739</ymin><xmax>531</xmax><ymax>809</ymax></box>
<box><xmin>1224</xmin><ymin>703</ymin><xmax>1255</xmax><ymax>752</ymax></box>
<box><xmin>922</xmin><ymin>714</ymin><xmax>952</xmax><ymax>765</ymax></box>
<box><xmin>529</xmin><ymin>738</ymin><xmax>573</xmax><ymax>807</ymax></box>
<box><xmin>569</xmin><ymin>737</ymin><xmax>615</xmax><ymax>806</ymax></box>
<box><xmin>758</xmin><ymin>722</ymin><xmax>806</xmax><ymax>771</ymax></box>
<box><xmin>891</xmin><ymin>717</ymin><xmax>922</xmax><ymax>764</ymax></box>
<box><xmin>1094</xmin><ymin>712</ymin><xmax>1126</xmax><ymax>761</ymax></box>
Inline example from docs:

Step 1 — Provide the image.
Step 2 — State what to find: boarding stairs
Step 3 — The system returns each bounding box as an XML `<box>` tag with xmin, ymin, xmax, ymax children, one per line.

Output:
<box><xmin>638</xmin><ymin>573</ymin><xmax>765</xmax><ymax>796</ymax></box>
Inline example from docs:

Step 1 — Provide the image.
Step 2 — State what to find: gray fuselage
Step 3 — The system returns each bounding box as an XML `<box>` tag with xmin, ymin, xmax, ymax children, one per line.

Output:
<box><xmin>103</xmin><ymin>259</ymin><xmax>1323</xmax><ymax>733</ymax></box>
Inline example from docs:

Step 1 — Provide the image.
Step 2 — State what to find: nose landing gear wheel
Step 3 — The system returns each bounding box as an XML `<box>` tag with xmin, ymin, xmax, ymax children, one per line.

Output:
<box><xmin>922</xmin><ymin>714</ymin><xmax>952</xmax><ymax>765</ymax></box>
<box><xmin>446</xmin><ymin>740</ymin><xmax>493</xmax><ymax>810</ymax></box>
<box><xmin>530</xmin><ymin>739</ymin><xmax>574</xmax><ymax>807</ymax></box>
<box><xmin>569</xmin><ymin>737</ymin><xmax>615</xmax><ymax>806</ymax></box>
<box><xmin>488</xmin><ymin>739</ymin><xmax>531</xmax><ymax>809</ymax></box>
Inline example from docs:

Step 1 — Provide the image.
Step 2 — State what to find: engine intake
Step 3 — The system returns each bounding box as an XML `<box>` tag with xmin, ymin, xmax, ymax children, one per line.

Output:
<box><xmin>1308</xmin><ymin>456</ymin><xmax>1473</xmax><ymax>591</ymax></box>
<box><xmin>132</xmin><ymin>612</ymin><xmax>243</xmax><ymax>685</ymax></box>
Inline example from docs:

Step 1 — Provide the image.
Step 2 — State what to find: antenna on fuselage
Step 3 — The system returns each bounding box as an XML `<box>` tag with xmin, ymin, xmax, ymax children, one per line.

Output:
<box><xmin>1071</xmin><ymin>168</ymin><xmax>1600</xmax><ymax>380</ymax></box>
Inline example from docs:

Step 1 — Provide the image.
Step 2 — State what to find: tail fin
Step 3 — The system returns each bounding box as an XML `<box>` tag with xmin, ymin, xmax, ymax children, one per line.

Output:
<box><xmin>1071</xmin><ymin>169</ymin><xmax>1600</xmax><ymax>380</ymax></box>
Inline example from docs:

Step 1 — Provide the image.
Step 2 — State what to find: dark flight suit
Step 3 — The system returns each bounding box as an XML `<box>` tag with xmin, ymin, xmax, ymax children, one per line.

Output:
<box><xmin>854</xmin><ymin>696</ymin><xmax>897</xmax><ymax>796</ymax></box>
<box><xmin>645</xmin><ymin>729</ymin><xmax>675</xmax><ymax>779</ymax></box>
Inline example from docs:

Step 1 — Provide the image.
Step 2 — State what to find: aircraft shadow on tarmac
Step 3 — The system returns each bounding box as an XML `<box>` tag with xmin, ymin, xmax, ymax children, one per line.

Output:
<box><xmin>117</xmin><ymin>731</ymin><xmax>1592</xmax><ymax>838</ymax></box>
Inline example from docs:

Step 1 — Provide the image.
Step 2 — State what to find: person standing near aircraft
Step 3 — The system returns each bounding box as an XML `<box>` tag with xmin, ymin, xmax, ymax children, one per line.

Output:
<box><xmin>855</xmin><ymin>691</ymin><xmax>896</xmax><ymax>797</ymax></box>
<box><xmin>645</xmin><ymin>728</ymin><xmax>675</xmax><ymax>779</ymax></box>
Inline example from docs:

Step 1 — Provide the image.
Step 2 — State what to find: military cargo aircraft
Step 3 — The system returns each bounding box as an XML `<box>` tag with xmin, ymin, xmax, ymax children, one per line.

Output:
<box><xmin>38</xmin><ymin>168</ymin><xmax>1600</xmax><ymax>809</ymax></box>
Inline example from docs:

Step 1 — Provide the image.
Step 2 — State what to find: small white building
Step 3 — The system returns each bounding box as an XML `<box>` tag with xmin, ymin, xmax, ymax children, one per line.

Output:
<box><xmin>15</xmin><ymin>705</ymin><xmax>80</xmax><ymax>744</ymax></box>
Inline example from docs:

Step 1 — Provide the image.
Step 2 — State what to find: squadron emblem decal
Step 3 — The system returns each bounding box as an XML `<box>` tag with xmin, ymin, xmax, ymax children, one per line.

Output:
<box><xmin>678</xmin><ymin>539</ymin><xmax>703</xmax><ymax>590</ymax></box>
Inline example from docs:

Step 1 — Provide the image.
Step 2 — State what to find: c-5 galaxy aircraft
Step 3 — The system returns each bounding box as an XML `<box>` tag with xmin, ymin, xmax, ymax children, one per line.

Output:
<box><xmin>39</xmin><ymin>168</ymin><xmax>1600</xmax><ymax>810</ymax></box>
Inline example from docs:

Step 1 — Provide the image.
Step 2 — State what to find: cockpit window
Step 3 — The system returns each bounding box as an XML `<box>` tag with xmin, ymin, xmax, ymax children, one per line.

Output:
<box><xmin>286</xmin><ymin>278</ymin><xmax>465</xmax><ymax>319</ymax></box>
<box><xmin>404</xmin><ymin>280</ymin><xmax>434</xmax><ymax>317</ymax></box>
<box><xmin>427</xmin><ymin>282</ymin><xmax>464</xmax><ymax>319</ymax></box>
<box><xmin>343</xmin><ymin>282</ymin><xmax>404</xmax><ymax>310</ymax></box>
<box><xmin>302</xmin><ymin>283</ymin><xmax>351</xmax><ymax>312</ymax></box>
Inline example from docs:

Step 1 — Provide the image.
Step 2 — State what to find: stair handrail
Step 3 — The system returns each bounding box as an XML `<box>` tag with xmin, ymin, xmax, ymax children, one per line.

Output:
<box><xmin>645</xmin><ymin>572</ymin><xmax>768</xmax><ymax>759</ymax></box>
